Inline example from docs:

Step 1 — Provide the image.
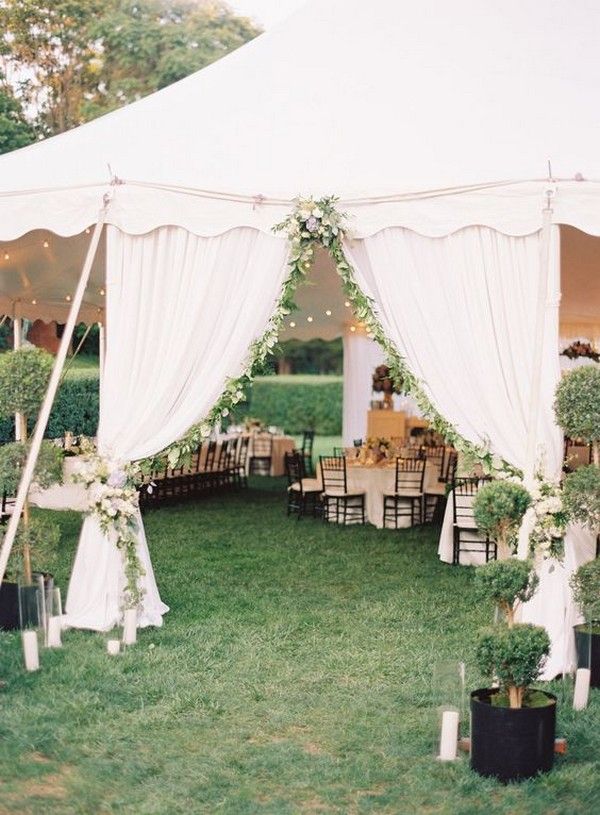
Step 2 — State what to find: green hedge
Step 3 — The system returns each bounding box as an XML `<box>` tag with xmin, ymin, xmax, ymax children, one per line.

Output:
<box><xmin>232</xmin><ymin>376</ymin><xmax>342</xmax><ymax>435</ymax></box>
<box><xmin>0</xmin><ymin>373</ymin><xmax>99</xmax><ymax>443</ymax></box>
<box><xmin>0</xmin><ymin>373</ymin><xmax>342</xmax><ymax>443</ymax></box>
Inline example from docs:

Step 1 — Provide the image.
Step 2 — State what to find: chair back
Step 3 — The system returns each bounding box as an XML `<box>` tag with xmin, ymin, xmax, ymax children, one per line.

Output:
<box><xmin>253</xmin><ymin>432</ymin><xmax>273</xmax><ymax>457</ymax></box>
<box><xmin>284</xmin><ymin>451</ymin><xmax>304</xmax><ymax>487</ymax></box>
<box><xmin>441</xmin><ymin>450</ymin><xmax>458</xmax><ymax>483</ymax></box>
<box><xmin>236</xmin><ymin>435</ymin><xmax>250</xmax><ymax>468</ymax></box>
<box><xmin>203</xmin><ymin>440</ymin><xmax>217</xmax><ymax>471</ymax></box>
<box><xmin>452</xmin><ymin>476</ymin><xmax>490</xmax><ymax>526</ymax></box>
<box><xmin>320</xmin><ymin>455</ymin><xmax>347</xmax><ymax>494</ymax></box>
<box><xmin>332</xmin><ymin>446</ymin><xmax>346</xmax><ymax>457</ymax></box>
<box><xmin>394</xmin><ymin>457</ymin><xmax>426</xmax><ymax>493</ymax></box>
<box><xmin>423</xmin><ymin>445</ymin><xmax>445</xmax><ymax>478</ymax></box>
<box><xmin>301</xmin><ymin>430</ymin><xmax>315</xmax><ymax>457</ymax></box>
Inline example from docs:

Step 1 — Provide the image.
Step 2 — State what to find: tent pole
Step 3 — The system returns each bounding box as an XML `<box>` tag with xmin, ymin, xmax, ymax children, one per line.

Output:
<box><xmin>0</xmin><ymin>201</ymin><xmax>110</xmax><ymax>588</ymax></box>
<box><xmin>13</xmin><ymin>314</ymin><xmax>23</xmax><ymax>441</ymax></box>
<box><xmin>98</xmin><ymin>321</ymin><xmax>105</xmax><ymax>388</ymax></box>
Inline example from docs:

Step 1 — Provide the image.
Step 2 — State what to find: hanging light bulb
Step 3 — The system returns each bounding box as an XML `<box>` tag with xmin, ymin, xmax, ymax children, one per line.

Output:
<box><xmin>344</xmin><ymin>301</ymin><xmax>350</xmax><ymax>308</ymax></box>
<box><xmin>307</xmin><ymin>316</ymin><xmax>313</xmax><ymax>323</ymax></box>
<box><xmin>85</xmin><ymin>228</ymin><xmax>91</xmax><ymax>234</ymax></box>
<box><xmin>350</xmin><ymin>325</ymin><xmax>356</xmax><ymax>332</ymax></box>
<box><xmin>3</xmin><ymin>252</ymin><xmax>9</xmax><ymax>260</ymax></box>
<box><xmin>100</xmin><ymin>288</ymin><xmax>105</xmax><ymax>296</ymax></box>
<box><xmin>325</xmin><ymin>309</ymin><xmax>332</xmax><ymax>316</ymax></box>
<box><xmin>65</xmin><ymin>295</ymin><xmax>72</xmax><ymax>302</ymax></box>
<box><xmin>31</xmin><ymin>299</ymin><xmax>37</xmax><ymax>305</ymax></box>
<box><xmin>42</xmin><ymin>240</ymin><xmax>49</xmax><ymax>248</ymax></box>
<box><xmin>289</xmin><ymin>321</ymin><xmax>296</xmax><ymax>328</ymax></box>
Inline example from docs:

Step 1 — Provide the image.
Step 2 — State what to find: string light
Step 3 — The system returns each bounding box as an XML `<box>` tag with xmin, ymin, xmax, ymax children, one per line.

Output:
<box><xmin>42</xmin><ymin>240</ymin><xmax>49</xmax><ymax>248</ymax></box>
<box><xmin>307</xmin><ymin>316</ymin><xmax>313</xmax><ymax>323</ymax></box>
<box><xmin>85</xmin><ymin>228</ymin><xmax>91</xmax><ymax>234</ymax></box>
<box><xmin>3</xmin><ymin>252</ymin><xmax>9</xmax><ymax>260</ymax></box>
<box><xmin>65</xmin><ymin>295</ymin><xmax>72</xmax><ymax>302</ymax></box>
<box><xmin>31</xmin><ymin>299</ymin><xmax>37</xmax><ymax>305</ymax></box>
<box><xmin>350</xmin><ymin>325</ymin><xmax>356</xmax><ymax>332</ymax></box>
<box><xmin>344</xmin><ymin>300</ymin><xmax>350</xmax><ymax>307</ymax></box>
<box><xmin>289</xmin><ymin>321</ymin><xmax>296</xmax><ymax>328</ymax></box>
<box><xmin>325</xmin><ymin>309</ymin><xmax>332</xmax><ymax>316</ymax></box>
<box><xmin>100</xmin><ymin>288</ymin><xmax>105</xmax><ymax>296</ymax></box>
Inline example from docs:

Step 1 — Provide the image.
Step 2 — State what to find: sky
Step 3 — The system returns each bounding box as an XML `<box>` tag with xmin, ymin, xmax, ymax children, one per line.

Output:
<box><xmin>226</xmin><ymin>0</ymin><xmax>307</xmax><ymax>29</ymax></box>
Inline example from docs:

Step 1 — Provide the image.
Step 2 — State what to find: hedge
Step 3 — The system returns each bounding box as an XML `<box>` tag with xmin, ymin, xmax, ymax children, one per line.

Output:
<box><xmin>0</xmin><ymin>373</ymin><xmax>342</xmax><ymax>443</ymax></box>
<box><xmin>0</xmin><ymin>373</ymin><xmax>99</xmax><ymax>443</ymax></box>
<box><xmin>231</xmin><ymin>376</ymin><xmax>343</xmax><ymax>435</ymax></box>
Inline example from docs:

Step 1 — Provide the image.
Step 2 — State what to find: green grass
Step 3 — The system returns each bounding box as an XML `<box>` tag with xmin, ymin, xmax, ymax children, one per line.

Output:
<box><xmin>1</xmin><ymin>481</ymin><xmax>600</xmax><ymax>814</ymax></box>
<box><xmin>62</xmin><ymin>355</ymin><xmax>99</xmax><ymax>379</ymax></box>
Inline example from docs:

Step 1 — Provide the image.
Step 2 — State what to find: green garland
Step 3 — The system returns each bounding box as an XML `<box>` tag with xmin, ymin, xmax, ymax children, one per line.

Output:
<box><xmin>148</xmin><ymin>196</ymin><xmax>514</xmax><ymax>477</ymax></box>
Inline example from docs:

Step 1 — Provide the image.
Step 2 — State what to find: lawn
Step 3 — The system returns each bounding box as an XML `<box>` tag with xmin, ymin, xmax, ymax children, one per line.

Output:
<box><xmin>1</xmin><ymin>479</ymin><xmax>599</xmax><ymax>814</ymax></box>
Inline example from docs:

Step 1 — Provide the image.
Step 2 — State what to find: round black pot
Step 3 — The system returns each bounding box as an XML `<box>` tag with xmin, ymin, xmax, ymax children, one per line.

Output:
<box><xmin>574</xmin><ymin>624</ymin><xmax>600</xmax><ymax>688</ymax></box>
<box><xmin>470</xmin><ymin>688</ymin><xmax>556</xmax><ymax>783</ymax></box>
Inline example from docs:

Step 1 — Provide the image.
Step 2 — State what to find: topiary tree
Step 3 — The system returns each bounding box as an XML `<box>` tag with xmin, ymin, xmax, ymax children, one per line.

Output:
<box><xmin>474</xmin><ymin>558</ymin><xmax>539</xmax><ymax>626</ymax></box>
<box><xmin>474</xmin><ymin>558</ymin><xmax>547</xmax><ymax>708</ymax></box>
<box><xmin>0</xmin><ymin>346</ymin><xmax>59</xmax><ymax>583</ymax></box>
<box><xmin>563</xmin><ymin>466</ymin><xmax>600</xmax><ymax>534</ymax></box>
<box><xmin>476</xmin><ymin>624</ymin><xmax>551</xmax><ymax>709</ymax></box>
<box><xmin>2</xmin><ymin>515</ymin><xmax>61</xmax><ymax>582</ymax></box>
<box><xmin>570</xmin><ymin>558</ymin><xmax>600</xmax><ymax>622</ymax></box>
<box><xmin>554</xmin><ymin>366</ymin><xmax>600</xmax><ymax>466</ymax></box>
<box><xmin>473</xmin><ymin>481</ymin><xmax>532</xmax><ymax>553</ymax></box>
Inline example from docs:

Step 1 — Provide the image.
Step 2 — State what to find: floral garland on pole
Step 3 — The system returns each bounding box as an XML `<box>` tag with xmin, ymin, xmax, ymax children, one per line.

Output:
<box><xmin>72</xmin><ymin>442</ymin><xmax>146</xmax><ymax>610</ymax></box>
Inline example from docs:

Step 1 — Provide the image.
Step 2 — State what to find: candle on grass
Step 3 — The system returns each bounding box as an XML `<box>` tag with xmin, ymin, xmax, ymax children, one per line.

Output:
<box><xmin>46</xmin><ymin>616</ymin><xmax>62</xmax><ymax>648</ymax></box>
<box><xmin>22</xmin><ymin>630</ymin><xmax>40</xmax><ymax>671</ymax></box>
<box><xmin>122</xmin><ymin>609</ymin><xmax>137</xmax><ymax>645</ymax></box>
<box><xmin>107</xmin><ymin>639</ymin><xmax>120</xmax><ymax>656</ymax></box>
<box><xmin>438</xmin><ymin>710</ymin><xmax>459</xmax><ymax>761</ymax></box>
<box><xmin>573</xmin><ymin>668</ymin><xmax>591</xmax><ymax>711</ymax></box>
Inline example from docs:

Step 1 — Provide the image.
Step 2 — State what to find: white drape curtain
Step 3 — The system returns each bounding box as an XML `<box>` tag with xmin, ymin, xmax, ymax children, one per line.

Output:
<box><xmin>65</xmin><ymin>226</ymin><xmax>290</xmax><ymax>630</ymax></box>
<box><xmin>342</xmin><ymin>332</ymin><xmax>384</xmax><ymax>446</ymax></box>
<box><xmin>343</xmin><ymin>226</ymin><xmax>563</xmax><ymax>476</ymax></box>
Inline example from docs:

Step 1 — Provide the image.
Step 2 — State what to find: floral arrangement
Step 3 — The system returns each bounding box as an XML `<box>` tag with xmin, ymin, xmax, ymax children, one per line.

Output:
<box><xmin>148</xmin><ymin>196</ymin><xmax>511</xmax><ymax>481</ymax></box>
<box><xmin>72</xmin><ymin>442</ymin><xmax>145</xmax><ymax>610</ymax></box>
<box><xmin>528</xmin><ymin>475</ymin><xmax>569</xmax><ymax>560</ymax></box>
<box><xmin>561</xmin><ymin>340</ymin><xmax>600</xmax><ymax>363</ymax></box>
<box><xmin>372</xmin><ymin>364</ymin><xmax>402</xmax><ymax>395</ymax></box>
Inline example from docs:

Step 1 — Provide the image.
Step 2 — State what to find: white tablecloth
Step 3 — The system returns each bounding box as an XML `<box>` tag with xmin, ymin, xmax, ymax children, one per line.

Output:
<box><xmin>29</xmin><ymin>456</ymin><xmax>89</xmax><ymax>512</ymax></box>
<box><xmin>220</xmin><ymin>433</ymin><xmax>295</xmax><ymax>477</ymax></box>
<box><xmin>346</xmin><ymin>460</ymin><xmax>438</xmax><ymax>528</ymax></box>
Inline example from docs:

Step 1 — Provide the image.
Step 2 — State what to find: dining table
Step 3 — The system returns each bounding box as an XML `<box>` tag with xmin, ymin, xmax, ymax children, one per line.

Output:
<box><xmin>345</xmin><ymin>457</ymin><xmax>441</xmax><ymax>528</ymax></box>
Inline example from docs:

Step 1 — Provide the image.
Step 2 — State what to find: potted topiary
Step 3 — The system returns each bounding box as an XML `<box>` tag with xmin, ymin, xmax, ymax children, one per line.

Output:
<box><xmin>472</xmin><ymin>480</ymin><xmax>532</xmax><ymax>557</ymax></box>
<box><xmin>554</xmin><ymin>365</ymin><xmax>600</xmax><ymax>466</ymax></box>
<box><xmin>0</xmin><ymin>346</ymin><xmax>63</xmax><ymax>629</ymax></box>
<box><xmin>570</xmin><ymin>558</ymin><xmax>600</xmax><ymax>687</ymax></box>
<box><xmin>471</xmin><ymin>559</ymin><xmax>554</xmax><ymax>782</ymax></box>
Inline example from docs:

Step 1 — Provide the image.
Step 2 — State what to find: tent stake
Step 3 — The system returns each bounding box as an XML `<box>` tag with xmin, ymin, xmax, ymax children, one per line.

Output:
<box><xmin>0</xmin><ymin>200</ymin><xmax>110</xmax><ymax>588</ymax></box>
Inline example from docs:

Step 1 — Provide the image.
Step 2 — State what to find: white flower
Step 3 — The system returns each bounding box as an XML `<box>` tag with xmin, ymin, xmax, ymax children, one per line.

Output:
<box><xmin>312</xmin><ymin>207</ymin><xmax>323</xmax><ymax>218</ymax></box>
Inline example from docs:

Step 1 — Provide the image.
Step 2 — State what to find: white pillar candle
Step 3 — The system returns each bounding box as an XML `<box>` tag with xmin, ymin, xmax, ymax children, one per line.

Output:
<box><xmin>122</xmin><ymin>609</ymin><xmax>137</xmax><ymax>645</ymax></box>
<box><xmin>573</xmin><ymin>668</ymin><xmax>591</xmax><ymax>711</ymax></box>
<box><xmin>438</xmin><ymin>710</ymin><xmax>459</xmax><ymax>761</ymax></box>
<box><xmin>22</xmin><ymin>630</ymin><xmax>39</xmax><ymax>671</ymax></box>
<box><xmin>46</xmin><ymin>616</ymin><xmax>62</xmax><ymax>648</ymax></box>
<box><xmin>107</xmin><ymin>639</ymin><xmax>120</xmax><ymax>656</ymax></box>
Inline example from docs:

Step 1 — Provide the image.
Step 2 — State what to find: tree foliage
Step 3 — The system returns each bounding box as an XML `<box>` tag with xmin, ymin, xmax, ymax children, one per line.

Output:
<box><xmin>474</xmin><ymin>559</ymin><xmax>538</xmax><ymax>625</ymax></box>
<box><xmin>0</xmin><ymin>0</ymin><xmax>260</xmax><ymax>136</ymax></box>
<box><xmin>473</xmin><ymin>480</ymin><xmax>532</xmax><ymax>552</ymax></box>
<box><xmin>0</xmin><ymin>79</ymin><xmax>36</xmax><ymax>153</ymax></box>
<box><xmin>563</xmin><ymin>465</ymin><xmax>600</xmax><ymax>533</ymax></box>
<box><xmin>0</xmin><ymin>346</ymin><xmax>54</xmax><ymax>419</ymax></box>
<box><xmin>0</xmin><ymin>440</ymin><xmax>64</xmax><ymax>496</ymax></box>
<box><xmin>554</xmin><ymin>366</ymin><xmax>600</xmax><ymax>453</ymax></box>
<box><xmin>570</xmin><ymin>558</ymin><xmax>600</xmax><ymax>622</ymax></box>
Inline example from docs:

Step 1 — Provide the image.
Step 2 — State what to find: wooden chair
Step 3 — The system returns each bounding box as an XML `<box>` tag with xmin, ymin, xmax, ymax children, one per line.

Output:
<box><xmin>249</xmin><ymin>432</ymin><xmax>273</xmax><ymax>476</ymax></box>
<box><xmin>424</xmin><ymin>449</ymin><xmax>458</xmax><ymax>523</ymax></box>
<box><xmin>233</xmin><ymin>436</ymin><xmax>250</xmax><ymax>489</ymax></box>
<box><xmin>383</xmin><ymin>457</ymin><xmax>426</xmax><ymax>528</ymax></box>
<box><xmin>319</xmin><ymin>455</ymin><xmax>365</xmax><ymax>525</ymax></box>
<box><xmin>300</xmin><ymin>429</ymin><xmax>315</xmax><ymax>476</ymax></box>
<box><xmin>452</xmin><ymin>476</ymin><xmax>496</xmax><ymax>565</ymax></box>
<box><xmin>285</xmin><ymin>451</ymin><xmax>322</xmax><ymax>519</ymax></box>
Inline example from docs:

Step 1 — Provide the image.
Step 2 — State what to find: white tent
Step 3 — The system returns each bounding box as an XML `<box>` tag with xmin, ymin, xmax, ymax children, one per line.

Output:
<box><xmin>0</xmin><ymin>0</ymin><xmax>598</xmax><ymax>676</ymax></box>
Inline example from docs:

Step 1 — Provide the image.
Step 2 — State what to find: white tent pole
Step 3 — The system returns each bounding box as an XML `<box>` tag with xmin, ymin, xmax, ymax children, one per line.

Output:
<box><xmin>0</xmin><ymin>199</ymin><xmax>110</xmax><ymax>588</ymax></box>
<box><xmin>523</xmin><ymin>201</ymin><xmax>554</xmax><ymax>483</ymax></box>
<box><xmin>13</xmin><ymin>313</ymin><xmax>23</xmax><ymax>441</ymax></box>
<box><xmin>98</xmin><ymin>321</ymin><xmax>105</xmax><ymax>388</ymax></box>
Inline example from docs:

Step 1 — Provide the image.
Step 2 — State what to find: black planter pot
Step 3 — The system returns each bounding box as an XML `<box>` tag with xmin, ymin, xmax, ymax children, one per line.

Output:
<box><xmin>470</xmin><ymin>688</ymin><xmax>556</xmax><ymax>783</ymax></box>
<box><xmin>0</xmin><ymin>581</ymin><xmax>20</xmax><ymax>630</ymax></box>
<box><xmin>574</xmin><ymin>624</ymin><xmax>600</xmax><ymax>688</ymax></box>
<box><xmin>0</xmin><ymin>573</ymin><xmax>54</xmax><ymax>631</ymax></box>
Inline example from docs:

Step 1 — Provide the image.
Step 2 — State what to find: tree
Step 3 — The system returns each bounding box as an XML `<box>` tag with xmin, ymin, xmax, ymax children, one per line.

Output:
<box><xmin>0</xmin><ymin>0</ymin><xmax>260</xmax><ymax>136</ymax></box>
<box><xmin>0</xmin><ymin>81</ymin><xmax>35</xmax><ymax>154</ymax></box>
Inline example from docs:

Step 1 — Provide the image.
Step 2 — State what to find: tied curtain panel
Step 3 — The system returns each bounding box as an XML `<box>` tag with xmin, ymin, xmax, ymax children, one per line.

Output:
<box><xmin>342</xmin><ymin>226</ymin><xmax>563</xmax><ymax>476</ymax></box>
<box><xmin>65</xmin><ymin>225</ymin><xmax>290</xmax><ymax>631</ymax></box>
<box><xmin>342</xmin><ymin>331</ymin><xmax>385</xmax><ymax>446</ymax></box>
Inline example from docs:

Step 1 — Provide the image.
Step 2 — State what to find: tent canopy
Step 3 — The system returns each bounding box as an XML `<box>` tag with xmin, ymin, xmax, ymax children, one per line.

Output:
<box><xmin>0</xmin><ymin>0</ymin><xmax>600</xmax><ymax>241</ymax></box>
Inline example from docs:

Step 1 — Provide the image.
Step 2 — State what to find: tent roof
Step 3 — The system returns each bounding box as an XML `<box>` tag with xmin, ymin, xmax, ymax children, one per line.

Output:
<box><xmin>0</xmin><ymin>0</ymin><xmax>600</xmax><ymax>240</ymax></box>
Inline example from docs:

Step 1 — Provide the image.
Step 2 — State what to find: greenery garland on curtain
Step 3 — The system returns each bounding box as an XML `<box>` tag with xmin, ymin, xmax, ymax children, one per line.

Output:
<box><xmin>93</xmin><ymin>196</ymin><xmax>519</xmax><ymax>612</ymax></box>
<box><xmin>154</xmin><ymin>196</ymin><xmax>502</xmax><ymax>475</ymax></box>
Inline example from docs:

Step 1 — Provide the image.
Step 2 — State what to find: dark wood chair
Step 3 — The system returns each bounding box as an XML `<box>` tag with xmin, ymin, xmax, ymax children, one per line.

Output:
<box><xmin>383</xmin><ymin>457</ymin><xmax>426</xmax><ymax>528</ymax></box>
<box><xmin>319</xmin><ymin>455</ymin><xmax>365</xmax><ymax>525</ymax></box>
<box><xmin>300</xmin><ymin>429</ymin><xmax>315</xmax><ymax>476</ymax></box>
<box><xmin>452</xmin><ymin>476</ymin><xmax>496</xmax><ymax>564</ymax></box>
<box><xmin>249</xmin><ymin>432</ymin><xmax>273</xmax><ymax>476</ymax></box>
<box><xmin>285</xmin><ymin>451</ymin><xmax>322</xmax><ymax>519</ymax></box>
